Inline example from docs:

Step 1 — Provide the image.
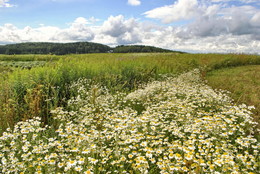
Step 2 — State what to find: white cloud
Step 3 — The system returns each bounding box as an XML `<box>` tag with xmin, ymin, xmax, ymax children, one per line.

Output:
<box><xmin>144</xmin><ymin>0</ymin><xmax>199</xmax><ymax>23</ymax></box>
<box><xmin>140</xmin><ymin>26</ymin><xmax>260</xmax><ymax>53</ymax></box>
<box><xmin>143</xmin><ymin>0</ymin><xmax>260</xmax><ymax>47</ymax></box>
<box><xmin>211</xmin><ymin>0</ymin><xmax>260</xmax><ymax>3</ymax></box>
<box><xmin>177</xmin><ymin>5</ymin><xmax>260</xmax><ymax>40</ymax></box>
<box><xmin>69</xmin><ymin>17</ymin><xmax>99</xmax><ymax>26</ymax></box>
<box><xmin>0</xmin><ymin>0</ymin><xmax>13</xmax><ymax>7</ymax></box>
<box><xmin>101</xmin><ymin>15</ymin><xmax>142</xmax><ymax>44</ymax></box>
<box><xmin>0</xmin><ymin>24</ymin><xmax>60</xmax><ymax>43</ymax></box>
<box><xmin>73</xmin><ymin>17</ymin><xmax>89</xmax><ymax>25</ymax></box>
<box><xmin>0</xmin><ymin>17</ymin><xmax>95</xmax><ymax>43</ymax></box>
<box><xmin>127</xmin><ymin>0</ymin><xmax>141</xmax><ymax>6</ymax></box>
<box><xmin>101</xmin><ymin>15</ymin><xmax>130</xmax><ymax>37</ymax></box>
<box><xmin>88</xmin><ymin>17</ymin><xmax>100</xmax><ymax>24</ymax></box>
<box><xmin>52</xmin><ymin>17</ymin><xmax>94</xmax><ymax>42</ymax></box>
<box><xmin>0</xmin><ymin>13</ymin><xmax>260</xmax><ymax>54</ymax></box>
<box><xmin>250</xmin><ymin>12</ymin><xmax>260</xmax><ymax>27</ymax></box>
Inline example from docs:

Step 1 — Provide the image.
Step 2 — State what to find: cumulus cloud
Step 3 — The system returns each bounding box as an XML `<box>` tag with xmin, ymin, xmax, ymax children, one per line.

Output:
<box><xmin>0</xmin><ymin>24</ymin><xmax>60</xmax><ymax>43</ymax></box>
<box><xmin>101</xmin><ymin>15</ymin><xmax>142</xmax><ymax>44</ymax></box>
<box><xmin>127</xmin><ymin>0</ymin><xmax>141</xmax><ymax>6</ymax></box>
<box><xmin>140</xmin><ymin>25</ymin><xmax>260</xmax><ymax>54</ymax></box>
<box><xmin>0</xmin><ymin>17</ymin><xmax>95</xmax><ymax>43</ymax></box>
<box><xmin>52</xmin><ymin>17</ymin><xmax>95</xmax><ymax>42</ymax></box>
<box><xmin>0</xmin><ymin>16</ymin><xmax>143</xmax><ymax>45</ymax></box>
<box><xmin>0</xmin><ymin>0</ymin><xmax>13</xmax><ymax>7</ymax></box>
<box><xmin>250</xmin><ymin>12</ymin><xmax>260</xmax><ymax>27</ymax></box>
<box><xmin>144</xmin><ymin>0</ymin><xmax>199</xmax><ymax>23</ymax></box>
<box><xmin>0</xmin><ymin>11</ymin><xmax>260</xmax><ymax>54</ymax></box>
<box><xmin>173</xmin><ymin>4</ymin><xmax>260</xmax><ymax>41</ymax></box>
<box><xmin>212</xmin><ymin>0</ymin><xmax>260</xmax><ymax>4</ymax></box>
<box><xmin>69</xmin><ymin>17</ymin><xmax>99</xmax><ymax>26</ymax></box>
<box><xmin>143</xmin><ymin>0</ymin><xmax>260</xmax><ymax>47</ymax></box>
<box><xmin>73</xmin><ymin>17</ymin><xmax>89</xmax><ymax>26</ymax></box>
<box><xmin>102</xmin><ymin>15</ymin><xmax>131</xmax><ymax>37</ymax></box>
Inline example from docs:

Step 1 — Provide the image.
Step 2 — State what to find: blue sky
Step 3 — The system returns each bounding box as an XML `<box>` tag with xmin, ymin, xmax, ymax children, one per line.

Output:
<box><xmin>1</xmin><ymin>0</ymin><xmax>174</xmax><ymax>27</ymax></box>
<box><xmin>0</xmin><ymin>0</ymin><xmax>260</xmax><ymax>53</ymax></box>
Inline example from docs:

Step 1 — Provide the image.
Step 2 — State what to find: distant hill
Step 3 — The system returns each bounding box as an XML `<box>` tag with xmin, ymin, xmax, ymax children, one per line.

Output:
<box><xmin>113</xmin><ymin>45</ymin><xmax>184</xmax><ymax>53</ymax></box>
<box><xmin>0</xmin><ymin>42</ymin><xmax>185</xmax><ymax>55</ymax></box>
<box><xmin>0</xmin><ymin>42</ymin><xmax>111</xmax><ymax>55</ymax></box>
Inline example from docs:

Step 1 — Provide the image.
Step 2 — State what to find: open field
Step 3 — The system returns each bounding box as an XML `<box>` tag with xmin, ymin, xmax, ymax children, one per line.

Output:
<box><xmin>0</xmin><ymin>54</ymin><xmax>59</xmax><ymax>74</ymax></box>
<box><xmin>0</xmin><ymin>54</ymin><xmax>60</xmax><ymax>61</ymax></box>
<box><xmin>1</xmin><ymin>53</ymin><xmax>260</xmax><ymax>132</ymax></box>
<box><xmin>0</xmin><ymin>61</ymin><xmax>47</xmax><ymax>69</ymax></box>
<box><xmin>0</xmin><ymin>53</ymin><xmax>260</xmax><ymax>173</ymax></box>
<box><xmin>206</xmin><ymin>65</ymin><xmax>260</xmax><ymax>129</ymax></box>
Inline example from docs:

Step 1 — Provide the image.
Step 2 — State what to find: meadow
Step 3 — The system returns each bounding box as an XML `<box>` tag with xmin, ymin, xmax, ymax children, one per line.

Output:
<box><xmin>0</xmin><ymin>53</ymin><xmax>259</xmax><ymax>173</ymax></box>
<box><xmin>207</xmin><ymin>65</ymin><xmax>260</xmax><ymax>130</ymax></box>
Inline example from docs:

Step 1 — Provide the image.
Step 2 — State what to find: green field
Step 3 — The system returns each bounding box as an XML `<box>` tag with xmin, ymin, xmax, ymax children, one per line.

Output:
<box><xmin>0</xmin><ymin>53</ymin><xmax>259</xmax><ymax>173</ymax></box>
<box><xmin>207</xmin><ymin>65</ymin><xmax>260</xmax><ymax>128</ymax></box>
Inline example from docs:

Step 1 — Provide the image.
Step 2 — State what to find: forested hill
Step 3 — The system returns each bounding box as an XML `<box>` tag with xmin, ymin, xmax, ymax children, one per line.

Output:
<box><xmin>0</xmin><ymin>42</ymin><xmax>184</xmax><ymax>55</ymax></box>
<box><xmin>0</xmin><ymin>42</ymin><xmax>111</xmax><ymax>55</ymax></box>
<box><xmin>113</xmin><ymin>45</ymin><xmax>183</xmax><ymax>53</ymax></box>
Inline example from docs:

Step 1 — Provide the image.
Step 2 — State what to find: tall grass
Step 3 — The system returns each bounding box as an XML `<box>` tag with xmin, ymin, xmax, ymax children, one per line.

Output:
<box><xmin>206</xmin><ymin>65</ymin><xmax>260</xmax><ymax>131</ymax></box>
<box><xmin>0</xmin><ymin>54</ymin><xmax>60</xmax><ymax>61</ymax></box>
<box><xmin>1</xmin><ymin>70</ymin><xmax>259</xmax><ymax>173</ymax></box>
<box><xmin>0</xmin><ymin>53</ymin><xmax>260</xmax><ymax>134</ymax></box>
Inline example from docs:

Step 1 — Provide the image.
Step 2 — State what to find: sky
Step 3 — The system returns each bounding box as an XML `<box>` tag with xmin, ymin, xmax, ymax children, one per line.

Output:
<box><xmin>0</xmin><ymin>0</ymin><xmax>260</xmax><ymax>53</ymax></box>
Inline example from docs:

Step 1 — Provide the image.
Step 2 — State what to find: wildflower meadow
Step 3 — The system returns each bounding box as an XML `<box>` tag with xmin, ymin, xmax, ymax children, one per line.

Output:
<box><xmin>0</xmin><ymin>69</ymin><xmax>259</xmax><ymax>174</ymax></box>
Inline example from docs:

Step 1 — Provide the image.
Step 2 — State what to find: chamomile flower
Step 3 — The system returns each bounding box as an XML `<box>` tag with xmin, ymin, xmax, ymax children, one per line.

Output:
<box><xmin>0</xmin><ymin>70</ymin><xmax>259</xmax><ymax>174</ymax></box>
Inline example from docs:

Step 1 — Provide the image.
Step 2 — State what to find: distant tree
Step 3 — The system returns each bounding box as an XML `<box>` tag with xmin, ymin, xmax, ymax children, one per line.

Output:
<box><xmin>113</xmin><ymin>45</ymin><xmax>183</xmax><ymax>53</ymax></box>
<box><xmin>0</xmin><ymin>42</ymin><xmax>111</xmax><ymax>55</ymax></box>
<box><xmin>141</xmin><ymin>46</ymin><xmax>152</xmax><ymax>52</ymax></box>
<box><xmin>0</xmin><ymin>42</ymin><xmax>185</xmax><ymax>55</ymax></box>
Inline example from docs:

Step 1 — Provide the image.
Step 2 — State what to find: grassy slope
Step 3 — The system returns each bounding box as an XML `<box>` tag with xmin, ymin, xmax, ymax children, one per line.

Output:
<box><xmin>206</xmin><ymin>65</ymin><xmax>260</xmax><ymax>127</ymax></box>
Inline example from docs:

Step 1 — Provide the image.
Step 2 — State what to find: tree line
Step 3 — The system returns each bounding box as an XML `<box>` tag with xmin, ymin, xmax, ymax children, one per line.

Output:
<box><xmin>0</xmin><ymin>42</ymin><xmax>184</xmax><ymax>55</ymax></box>
<box><xmin>0</xmin><ymin>42</ymin><xmax>111</xmax><ymax>55</ymax></box>
<box><xmin>113</xmin><ymin>45</ymin><xmax>183</xmax><ymax>53</ymax></box>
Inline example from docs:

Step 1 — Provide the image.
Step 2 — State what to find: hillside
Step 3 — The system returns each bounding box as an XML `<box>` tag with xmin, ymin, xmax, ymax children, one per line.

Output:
<box><xmin>0</xmin><ymin>42</ymin><xmax>183</xmax><ymax>55</ymax></box>
<box><xmin>113</xmin><ymin>45</ymin><xmax>183</xmax><ymax>53</ymax></box>
<box><xmin>0</xmin><ymin>42</ymin><xmax>112</xmax><ymax>55</ymax></box>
